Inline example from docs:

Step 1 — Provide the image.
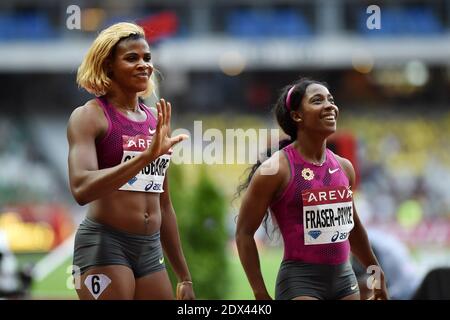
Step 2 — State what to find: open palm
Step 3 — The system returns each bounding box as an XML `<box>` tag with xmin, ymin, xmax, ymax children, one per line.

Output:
<box><xmin>146</xmin><ymin>98</ymin><xmax>188</xmax><ymax>159</ymax></box>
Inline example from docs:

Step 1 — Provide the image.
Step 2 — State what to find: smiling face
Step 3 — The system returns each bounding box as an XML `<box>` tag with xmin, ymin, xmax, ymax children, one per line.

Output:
<box><xmin>108</xmin><ymin>37</ymin><xmax>153</xmax><ymax>94</ymax></box>
<box><xmin>296</xmin><ymin>83</ymin><xmax>339</xmax><ymax>135</ymax></box>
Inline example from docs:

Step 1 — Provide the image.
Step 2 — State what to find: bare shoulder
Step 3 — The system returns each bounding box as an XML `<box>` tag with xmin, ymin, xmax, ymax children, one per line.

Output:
<box><xmin>334</xmin><ymin>153</ymin><xmax>353</xmax><ymax>171</ymax></box>
<box><xmin>69</xmin><ymin>99</ymin><xmax>103</xmax><ymax>120</ymax></box>
<box><xmin>243</xmin><ymin>149</ymin><xmax>291</xmax><ymax>202</ymax></box>
<box><xmin>333</xmin><ymin>152</ymin><xmax>355</xmax><ymax>185</ymax></box>
<box><xmin>255</xmin><ymin>150</ymin><xmax>290</xmax><ymax>182</ymax></box>
<box><xmin>68</xmin><ymin>99</ymin><xmax>107</xmax><ymax>138</ymax></box>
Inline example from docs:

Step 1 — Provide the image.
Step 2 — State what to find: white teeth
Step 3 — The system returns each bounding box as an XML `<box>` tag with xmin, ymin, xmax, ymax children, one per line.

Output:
<box><xmin>324</xmin><ymin>116</ymin><xmax>335</xmax><ymax>121</ymax></box>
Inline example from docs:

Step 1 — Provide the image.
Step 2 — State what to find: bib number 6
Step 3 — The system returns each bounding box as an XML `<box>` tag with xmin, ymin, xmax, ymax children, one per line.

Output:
<box><xmin>91</xmin><ymin>275</ymin><xmax>100</xmax><ymax>294</ymax></box>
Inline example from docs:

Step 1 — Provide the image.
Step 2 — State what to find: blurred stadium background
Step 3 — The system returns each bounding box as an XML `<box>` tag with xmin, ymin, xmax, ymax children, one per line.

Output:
<box><xmin>1</xmin><ymin>0</ymin><xmax>450</xmax><ymax>299</ymax></box>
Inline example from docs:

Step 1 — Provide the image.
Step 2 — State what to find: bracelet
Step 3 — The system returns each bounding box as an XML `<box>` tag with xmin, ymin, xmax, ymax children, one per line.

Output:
<box><xmin>176</xmin><ymin>280</ymin><xmax>193</xmax><ymax>299</ymax></box>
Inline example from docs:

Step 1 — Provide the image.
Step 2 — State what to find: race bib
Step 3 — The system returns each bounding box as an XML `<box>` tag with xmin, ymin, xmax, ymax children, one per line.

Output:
<box><xmin>302</xmin><ymin>186</ymin><xmax>354</xmax><ymax>245</ymax></box>
<box><xmin>119</xmin><ymin>135</ymin><xmax>171</xmax><ymax>193</ymax></box>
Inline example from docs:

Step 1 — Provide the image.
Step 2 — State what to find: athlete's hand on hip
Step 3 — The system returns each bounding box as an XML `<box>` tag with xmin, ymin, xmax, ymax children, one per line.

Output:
<box><xmin>176</xmin><ymin>281</ymin><xmax>195</xmax><ymax>300</ymax></box>
<box><xmin>145</xmin><ymin>98</ymin><xmax>188</xmax><ymax>160</ymax></box>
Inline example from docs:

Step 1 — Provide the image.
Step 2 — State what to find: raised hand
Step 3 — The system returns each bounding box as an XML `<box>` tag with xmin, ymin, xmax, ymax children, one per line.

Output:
<box><xmin>144</xmin><ymin>98</ymin><xmax>188</xmax><ymax>161</ymax></box>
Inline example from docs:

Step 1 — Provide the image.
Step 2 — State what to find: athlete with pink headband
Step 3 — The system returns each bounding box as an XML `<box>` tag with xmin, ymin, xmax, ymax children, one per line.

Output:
<box><xmin>236</xmin><ymin>78</ymin><xmax>389</xmax><ymax>300</ymax></box>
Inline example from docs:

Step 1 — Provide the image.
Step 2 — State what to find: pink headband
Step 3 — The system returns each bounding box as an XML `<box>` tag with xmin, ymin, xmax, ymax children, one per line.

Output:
<box><xmin>285</xmin><ymin>85</ymin><xmax>296</xmax><ymax>111</ymax></box>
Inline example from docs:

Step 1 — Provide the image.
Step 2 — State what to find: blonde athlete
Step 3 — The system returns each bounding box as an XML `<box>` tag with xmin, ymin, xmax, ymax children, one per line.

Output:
<box><xmin>68</xmin><ymin>22</ymin><xmax>194</xmax><ymax>300</ymax></box>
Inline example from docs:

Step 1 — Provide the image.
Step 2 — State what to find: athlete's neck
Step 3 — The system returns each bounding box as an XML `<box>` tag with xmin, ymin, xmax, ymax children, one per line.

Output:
<box><xmin>294</xmin><ymin>133</ymin><xmax>327</xmax><ymax>165</ymax></box>
<box><xmin>106</xmin><ymin>90</ymin><xmax>139</xmax><ymax>112</ymax></box>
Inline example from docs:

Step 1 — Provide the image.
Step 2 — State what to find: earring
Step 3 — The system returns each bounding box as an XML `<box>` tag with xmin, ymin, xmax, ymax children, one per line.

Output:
<box><xmin>290</xmin><ymin>110</ymin><xmax>303</xmax><ymax>123</ymax></box>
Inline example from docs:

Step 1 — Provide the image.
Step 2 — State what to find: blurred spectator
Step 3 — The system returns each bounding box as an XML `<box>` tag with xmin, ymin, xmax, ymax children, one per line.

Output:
<box><xmin>0</xmin><ymin>231</ymin><xmax>33</xmax><ymax>299</ymax></box>
<box><xmin>351</xmin><ymin>193</ymin><xmax>422</xmax><ymax>299</ymax></box>
<box><xmin>351</xmin><ymin>228</ymin><xmax>422</xmax><ymax>300</ymax></box>
<box><xmin>0</xmin><ymin>231</ymin><xmax>20</xmax><ymax>298</ymax></box>
<box><xmin>412</xmin><ymin>267</ymin><xmax>450</xmax><ymax>300</ymax></box>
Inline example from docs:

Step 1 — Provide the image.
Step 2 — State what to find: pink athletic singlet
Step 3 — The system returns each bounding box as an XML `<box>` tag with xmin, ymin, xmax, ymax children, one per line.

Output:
<box><xmin>95</xmin><ymin>96</ymin><xmax>170</xmax><ymax>193</ymax></box>
<box><xmin>270</xmin><ymin>144</ymin><xmax>354</xmax><ymax>265</ymax></box>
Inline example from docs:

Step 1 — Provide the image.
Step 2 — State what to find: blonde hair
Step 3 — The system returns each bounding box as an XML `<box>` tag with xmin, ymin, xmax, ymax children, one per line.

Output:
<box><xmin>77</xmin><ymin>22</ymin><xmax>154</xmax><ymax>97</ymax></box>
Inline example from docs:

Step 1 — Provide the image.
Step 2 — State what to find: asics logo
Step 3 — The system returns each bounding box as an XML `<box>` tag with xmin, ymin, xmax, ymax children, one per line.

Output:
<box><xmin>328</xmin><ymin>168</ymin><xmax>339</xmax><ymax>174</ymax></box>
<box><xmin>145</xmin><ymin>181</ymin><xmax>154</xmax><ymax>191</ymax></box>
<box><xmin>331</xmin><ymin>231</ymin><xmax>340</xmax><ymax>242</ymax></box>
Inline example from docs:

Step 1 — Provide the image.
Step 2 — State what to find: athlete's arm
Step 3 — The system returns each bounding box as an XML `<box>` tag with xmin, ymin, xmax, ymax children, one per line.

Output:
<box><xmin>235</xmin><ymin>152</ymin><xmax>287</xmax><ymax>300</ymax></box>
<box><xmin>159</xmin><ymin>171</ymin><xmax>195</xmax><ymax>300</ymax></box>
<box><xmin>337</xmin><ymin>156</ymin><xmax>389</xmax><ymax>300</ymax></box>
<box><xmin>67</xmin><ymin>99</ymin><xmax>186</xmax><ymax>205</ymax></box>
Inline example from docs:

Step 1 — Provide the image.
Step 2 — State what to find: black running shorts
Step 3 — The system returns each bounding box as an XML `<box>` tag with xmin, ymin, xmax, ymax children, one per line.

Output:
<box><xmin>275</xmin><ymin>260</ymin><xmax>359</xmax><ymax>300</ymax></box>
<box><xmin>73</xmin><ymin>217</ymin><xmax>166</xmax><ymax>278</ymax></box>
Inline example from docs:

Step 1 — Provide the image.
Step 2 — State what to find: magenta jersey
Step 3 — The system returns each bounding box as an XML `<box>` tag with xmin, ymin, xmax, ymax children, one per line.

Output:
<box><xmin>95</xmin><ymin>96</ymin><xmax>170</xmax><ymax>193</ymax></box>
<box><xmin>270</xmin><ymin>144</ymin><xmax>354</xmax><ymax>265</ymax></box>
